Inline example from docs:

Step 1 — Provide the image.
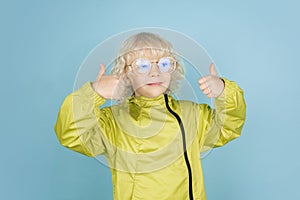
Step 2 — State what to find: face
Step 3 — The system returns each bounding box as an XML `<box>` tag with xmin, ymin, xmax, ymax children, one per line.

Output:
<box><xmin>126</xmin><ymin>55</ymin><xmax>173</xmax><ymax>98</ymax></box>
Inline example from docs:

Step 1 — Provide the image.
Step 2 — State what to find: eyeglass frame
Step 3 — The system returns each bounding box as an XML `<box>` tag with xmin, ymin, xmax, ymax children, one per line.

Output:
<box><xmin>126</xmin><ymin>57</ymin><xmax>177</xmax><ymax>75</ymax></box>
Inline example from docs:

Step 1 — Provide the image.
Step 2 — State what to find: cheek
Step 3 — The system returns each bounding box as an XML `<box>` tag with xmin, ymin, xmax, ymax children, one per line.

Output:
<box><xmin>162</xmin><ymin>74</ymin><xmax>171</xmax><ymax>84</ymax></box>
<box><xmin>129</xmin><ymin>76</ymin><xmax>146</xmax><ymax>89</ymax></box>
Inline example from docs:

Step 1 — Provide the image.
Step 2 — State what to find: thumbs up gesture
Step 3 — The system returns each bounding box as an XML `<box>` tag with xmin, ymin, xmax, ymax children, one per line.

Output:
<box><xmin>198</xmin><ymin>63</ymin><xmax>225</xmax><ymax>98</ymax></box>
<box><xmin>92</xmin><ymin>64</ymin><xmax>122</xmax><ymax>99</ymax></box>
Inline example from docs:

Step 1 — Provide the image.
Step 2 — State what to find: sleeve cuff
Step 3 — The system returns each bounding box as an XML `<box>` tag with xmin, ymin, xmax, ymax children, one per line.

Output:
<box><xmin>78</xmin><ymin>81</ymin><xmax>106</xmax><ymax>106</ymax></box>
<box><xmin>215</xmin><ymin>77</ymin><xmax>243</xmax><ymax>102</ymax></box>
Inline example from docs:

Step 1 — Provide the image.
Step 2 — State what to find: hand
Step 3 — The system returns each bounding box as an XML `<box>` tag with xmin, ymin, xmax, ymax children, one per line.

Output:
<box><xmin>198</xmin><ymin>63</ymin><xmax>225</xmax><ymax>98</ymax></box>
<box><xmin>92</xmin><ymin>64</ymin><xmax>122</xmax><ymax>99</ymax></box>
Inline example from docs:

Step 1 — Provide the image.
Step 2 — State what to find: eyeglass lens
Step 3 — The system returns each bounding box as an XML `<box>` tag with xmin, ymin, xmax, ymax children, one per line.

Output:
<box><xmin>134</xmin><ymin>57</ymin><xmax>173</xmax><ymax>74</ymax></box>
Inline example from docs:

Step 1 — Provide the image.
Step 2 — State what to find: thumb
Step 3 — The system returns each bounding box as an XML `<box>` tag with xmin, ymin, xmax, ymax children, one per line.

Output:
<box><xmin>96</xmin><ymin>64</ymin><xmax>106</xmax><ymax>81</ymax></box>
<box><xmin>209</xmin><ymin>63</ymin><xmax>218</xmax><ymax>76</ymax></box>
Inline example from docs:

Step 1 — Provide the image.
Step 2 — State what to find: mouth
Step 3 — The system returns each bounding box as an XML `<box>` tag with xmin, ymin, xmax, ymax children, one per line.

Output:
<box><xmin>146</xmin><ymin>82</ymin><xmax>163</xmax><ymax>86</ymax></box>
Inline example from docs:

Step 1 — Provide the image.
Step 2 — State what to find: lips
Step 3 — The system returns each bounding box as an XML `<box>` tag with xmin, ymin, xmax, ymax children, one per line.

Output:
<box><xmin>147</xmin><ymin>82</ymin><xmax>163</xmax><ymax>86</ymax></box>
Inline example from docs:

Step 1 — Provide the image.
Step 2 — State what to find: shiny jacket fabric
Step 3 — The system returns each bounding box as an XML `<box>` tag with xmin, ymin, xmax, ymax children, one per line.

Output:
<box><xmin>54</xmin><ymin>77</ymin><xmax>246</xmax><ymax>200</ymax></box>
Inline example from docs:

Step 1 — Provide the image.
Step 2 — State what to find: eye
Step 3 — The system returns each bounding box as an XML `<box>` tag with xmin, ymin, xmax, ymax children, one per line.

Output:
<box><xmin>158</xmin><ymin>57</ymin><xmax>172</xmax><ymax>72</ymax></box>
<box><xmin>135</xmin><ymin>59</ymin><xmax>151</xmax><ymax>73</ymax></box>
<box><xmin>140</xmin><ymin>64</ymin><xmax>149</xmax><ymax>68</ymax></box>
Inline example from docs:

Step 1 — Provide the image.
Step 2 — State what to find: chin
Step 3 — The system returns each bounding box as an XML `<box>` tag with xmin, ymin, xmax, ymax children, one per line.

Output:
<box><xmin>144</xmin><ymin>91</ymin><xmax>165</xmax><ymax>98</ymax></box>
<box><xmin>147</xmin><ymin>92</ymin><xmax>164</xmax><ymax>98</ymax></box>
<box><xmin>136</xmin><ymin>86</ymin><xmax>167</xmax><ymax>98</ymax></box>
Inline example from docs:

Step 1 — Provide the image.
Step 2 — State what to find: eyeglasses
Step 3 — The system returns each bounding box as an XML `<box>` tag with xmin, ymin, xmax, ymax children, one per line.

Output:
<box><xmin>127</xmin><ymin>57</ymin><xmax>176</xmax><ymax>75</ymax></box>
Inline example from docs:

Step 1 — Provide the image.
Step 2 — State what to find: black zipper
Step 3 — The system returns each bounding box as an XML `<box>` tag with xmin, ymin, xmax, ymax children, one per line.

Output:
<box><xmin>164</xmin><ymin>94</ymin><xmax>194</xmax><ymax>200</ymax></box>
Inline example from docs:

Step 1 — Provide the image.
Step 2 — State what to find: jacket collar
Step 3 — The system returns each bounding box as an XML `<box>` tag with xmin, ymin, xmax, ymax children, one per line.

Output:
<box><xmin>127</xmin><ymin>93</ymin><xmax>173</xmax><ymax>108</ymax></box>
<box><xmin>125</xmin><ymin>93</ymin><xmax>174</xmax><ymax>121</ymax></box>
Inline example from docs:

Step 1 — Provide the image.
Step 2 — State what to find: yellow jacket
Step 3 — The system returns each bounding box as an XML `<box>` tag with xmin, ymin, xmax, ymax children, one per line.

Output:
<box><xmin>54</xmin><ymin>77</ymin><xmax>246</xmax><ymax>200</ymax></box>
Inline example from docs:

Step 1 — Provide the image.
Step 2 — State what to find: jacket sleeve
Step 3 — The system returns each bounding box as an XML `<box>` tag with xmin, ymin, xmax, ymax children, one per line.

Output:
<box><xmin>54</xmin><ymin>81</ymin><xmax>110</xmax><ymax>157</ymax></box>
<box><xmin>198</xmin><ymin>77</ymin><xmax>246</xmax><ymax>152</ymax></box>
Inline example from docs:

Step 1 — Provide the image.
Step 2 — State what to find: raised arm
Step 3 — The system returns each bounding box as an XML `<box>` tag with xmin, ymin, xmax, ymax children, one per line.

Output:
<box><xmin>197</xmin><ymin>64</ymin><xmax>246</xmax><ymax>152</ymax></box>
<box><xmin>54</xmin><ymin>81</ymin><xmax>108</xmax><ymax>157</ymax></box>
<box><xmin>54</xmin><ymin>64</ymin><xmax>121</xmax><ymax>157</ymax></box>
<box><xmin>198</xmin><ymin>77</ymin><xmax>246</xmax><ymax>152</ymax></box>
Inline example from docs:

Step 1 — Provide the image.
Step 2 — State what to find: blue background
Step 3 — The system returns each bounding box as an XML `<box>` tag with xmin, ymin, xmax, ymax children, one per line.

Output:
<box><xmin>1</xmin><ymin>0</ymin><xmax>299</xmax><ymax>199</ymax></box>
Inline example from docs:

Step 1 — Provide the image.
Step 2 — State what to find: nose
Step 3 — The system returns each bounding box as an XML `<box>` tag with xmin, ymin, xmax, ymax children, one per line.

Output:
<box><xmin>148</xmin><ymin>63</ymin><xmax>160</xmax><ymax>77</ymax></box>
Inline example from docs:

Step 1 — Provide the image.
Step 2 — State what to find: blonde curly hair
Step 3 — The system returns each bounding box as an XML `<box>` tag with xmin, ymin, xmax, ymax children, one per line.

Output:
<box><xmin>111</xmin><ymin>32</ymin><xmax>184</xmax><ymax>100</ymax></box>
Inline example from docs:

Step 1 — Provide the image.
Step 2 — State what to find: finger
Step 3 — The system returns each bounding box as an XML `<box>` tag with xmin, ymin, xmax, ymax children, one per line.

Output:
<box><xmin>198</xmin><ymin>77</ymin><xmax>207</xmax><ymax>84</ymax></box>
<box><xmin>206</xmin><ymin>92</ymin><xmax>213</xmax><ymax>98</ymax></box>
<box><xmin>209</xmin><ymin>63</ymin><xmax>218</xmax><ymax>76</ymax></box>
<box><xmin>199</xmin><ymin>82</ymin><xmax>209</xmax><ymax>90</ymax></box>
<box><xmin>202</xmin><ymin>87</ymin><xmax>211</xmax><ymax>95</ymax></box>
<box><xmin>96</xmin><ymin>64</ymin><xmax>106</xmax><ymax>81</ymax></box>
<box><xmin>205</xmin><ymin>87</ymin><xmax>215</xmax><ymax>98</ymax></box>
<box><xmin>199</xmin><ymin>74</ymin><xmax>214</xmax><ymax>83</ymax></box>
<box><xmin>99</xmin><ymin>64</ymin><xmax>106</xmax><ymax>76</ymax></box>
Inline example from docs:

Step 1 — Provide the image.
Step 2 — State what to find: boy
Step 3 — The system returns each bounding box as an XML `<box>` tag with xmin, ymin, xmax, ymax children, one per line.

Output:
<box><xmin>54</xmin><ymin>32</ymin><xmax>246</xmax><ymax>199</ymax></box>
